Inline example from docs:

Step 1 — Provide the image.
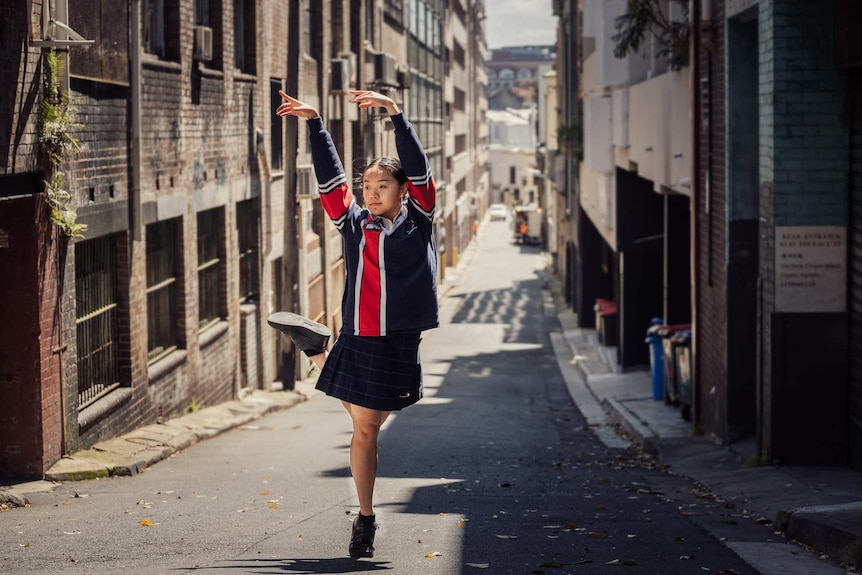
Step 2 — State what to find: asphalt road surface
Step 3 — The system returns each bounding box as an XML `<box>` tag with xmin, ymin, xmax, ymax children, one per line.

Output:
<box><xmin>1</xmin><ymin>220</ymin><xmax>769</xmax><ymax>574</ymax></box>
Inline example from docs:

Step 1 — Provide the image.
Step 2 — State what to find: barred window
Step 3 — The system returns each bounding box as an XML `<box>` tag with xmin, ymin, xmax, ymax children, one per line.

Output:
<box><xmin>75</xmin><ymin>235</ymin><xmax>121</xmax><ymax>408</ymax></box>
<box><xmin>197</xmin><ymin>208</ymin><xmax>225</xmax><ymax>330</ymax></box>
<box><xmin>237</xmin><ymin>199</ymin><xmax>260</xmax><ymax>301</ymax></box>
<box><xmin>146</xmin><ymin>218</ymin><xmax>181</xmax><ymax>362</ymax></box>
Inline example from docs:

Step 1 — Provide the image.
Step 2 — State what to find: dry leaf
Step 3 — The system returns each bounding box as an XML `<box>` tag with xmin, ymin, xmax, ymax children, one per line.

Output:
<box><xmin>495</xmin><ymin>534</ymin><xmax>518</xmax><ymax>539</ymax></box>
<box><xmin>269</xmin><ymin>504</ymin><xmax>278</xmax><ymax>509</ymax></box>
<box><xmin>465</xmin><ymin>563</ymin><xmax>489</xmax><ymax>569</ymax></box>
<box><xmin>456</xmin><ymin>520</ymin><xmax>463</xmax><ymax>528</ymax></box>
<box><xmin>259</xmin><ymin>491</ymin><xmax>269</xmax><ymax>496</ymax></box>
<box><xmin>679</xmin><ymin>555</ymin><xmax>694</xmax><ymax>560</ymax></box>
<box><xmin>139</xmin><ymin>518</ymin><xmax>156</xmax><ymax>526</ymax></box>
<box><xmin>424</xmin><ymin>551</ymin><xmax>442</xmax><ymax>558</ymax></box>
<box><xmin>587</xmin><ymin>531</ymin><xmax>604</xmax><ymax>538</ymax></box>
<box><xmin>62</xmin><ymin>501</ymin><xmax>72</xmax><ymax>506</ymax></box>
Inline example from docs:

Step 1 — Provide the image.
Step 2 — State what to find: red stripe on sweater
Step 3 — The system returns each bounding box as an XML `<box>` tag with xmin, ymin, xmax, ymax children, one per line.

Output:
<box><xmin>409</xmin><ymin>179</ymin><xmax>436</xmax><ymax>213</ymax></box>
<box><xmin>320</xmin><ymin>183</ymin><xmax>352</xmax><ymax>221</ymax></box>
<box><xmin>359</xmin><ymin>224</ymin><xmax>382</xmax><ymax>335</ymax></box>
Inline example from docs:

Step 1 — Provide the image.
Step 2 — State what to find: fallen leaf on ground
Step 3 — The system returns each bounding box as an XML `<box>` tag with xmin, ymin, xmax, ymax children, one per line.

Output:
<box><xmin>62</xmin><ymin>501</ymin><xmax>72</xmax><ymax>506</ymax></box>
<box><xmin>465</xmin><ymin>563</ymin><xmax>489</xmax><ymax>569</ymax></box>
<box><xmin>495</xmin><ymin>534</ymin><xmax>518</xmax><ymax>539</ymax></box>
<box><xmin>139</xmin><ymin>518</ymin><xmax>156</xmax><ymax>526</ymax></box>
<box><xmin>680</xmin><ymin>555</ymin><xmax>694</xmax><ymax>560</ymax></box>
<box><xmin>424</xmin><ymin>551</ymin><xmax>442</xmax><ymax>558</ymax></box>
<box><xmin>456</xmin><ymin>521</ymin><xmax>463</xmax><ymax>528</ymax></box>
<box><xmin>259</xmin><ymin>491</ymin><xmax>269</xmax><ymax>496</ymax></box>
<box><xmin>587</xmin><ymin>532</ymin><xmax>604</xmax><ymax>538</ymax></box>
<box><xmin>269</xmin><ymin>504</ymin><xmax>278</xmax><ymax>509</ymax></box>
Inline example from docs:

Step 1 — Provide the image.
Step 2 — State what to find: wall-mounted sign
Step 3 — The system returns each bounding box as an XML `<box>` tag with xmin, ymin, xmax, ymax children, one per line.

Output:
<box><xmin>775</xmin><ymin>226</ymin><xmax>846</xmax><ymax>313</ymax></box>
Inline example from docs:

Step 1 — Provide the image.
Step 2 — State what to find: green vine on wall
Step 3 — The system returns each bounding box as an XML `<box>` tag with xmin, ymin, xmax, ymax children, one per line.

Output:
<box><xmin>39</xmin><ymin>51</ymin><xmax>86</xmax><ymax>239</ymax></box>
<box><xmin>612</xmin><ymin>0</ymin><xmax>690</xmax><ymax>71</ymax></box>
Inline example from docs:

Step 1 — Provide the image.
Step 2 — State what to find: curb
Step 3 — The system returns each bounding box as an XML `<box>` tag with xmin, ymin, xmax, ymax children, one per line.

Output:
<box><xmin>775</xmin><ymin>502</ymin><xmax>862</xmax><ymax>567</ymax></box>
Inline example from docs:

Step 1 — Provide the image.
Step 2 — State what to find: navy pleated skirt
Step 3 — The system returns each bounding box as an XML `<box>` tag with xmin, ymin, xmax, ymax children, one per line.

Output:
<box><xmin>315</xmin><ymin>331</ymin><xmax>423</xmax><ymax>411</ymax></box>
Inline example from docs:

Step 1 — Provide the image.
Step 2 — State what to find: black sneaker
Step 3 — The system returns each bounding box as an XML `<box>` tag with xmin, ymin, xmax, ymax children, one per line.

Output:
<box><xmin>266</xmin><ymin>312</ymin><xmax>331</xmax><ymax>357</ymax></box>
<box><xmin>348</xmin><ymin>515</ymin><xmax>377</xmax><ymax>558</ymax></box>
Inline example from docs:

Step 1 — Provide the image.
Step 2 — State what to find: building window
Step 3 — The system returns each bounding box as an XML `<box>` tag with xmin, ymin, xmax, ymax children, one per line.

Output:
<box><xmin>237</xmin><ymin>199</ymin><xmax>260</xmax><ymax>302</ymax></box>
<box><xmin>234</xmin><ymin>0</ymin><xmax>256</xmax><ymax>73</ymax></box>
<box><xmin>270</xmin><ymin>79</ymin><xmax>284</xmax><ymax>171</ymax></box>
<box><xmin>194</xmin><ymin>0</ymin><xmax>223</xmax><ymax>69</ymax></box>
<box><xmin>75</xmin><ymin>235</ymin><xmax>122</xmax><ymax>408</ymax></box>
<box><xmin>303</xmin><ymin>1</ymin><xmax>322</xmax><ymax>59</ymax></box>
<box><xmin>146</xmin><ymin>219</ymin><xmax>181</xmax><ymax>362</ymax></box>
<box><xmin>454</xmin><ymin>87</ymin><xmax>466</xmax><ymax>111</ymax></box>
<box><xmin>142</xmin><ymin>0</ymin><xmax>179</xmax><ymax>60</ymax></box>
<box><xmin>197</xmin><ymin>209</ymin><xmax>225</xmax><ymax>331</ymax></box>
<box><xmin>383</xmin><ymin>0</ymin><xmax>404</xmax><ymax>28</ymax></box>
<box><xmin>453</xmin><ymin>40</ymin><xmax>465</xmax><ymax>68</ymax></box>
<box><xmin>518</xmin><ymin>68</ymin><xmax>532</xmax><ymax>79</ymax></box>
<box><xmin>510</xmin><ymin>166</ymin><xmax>516</xmax><ymax>184</ymax></box>
<box><xmin>455</xmin><ymin>134</ymin><xmax>467</xmax><ymax>154</ymax></box>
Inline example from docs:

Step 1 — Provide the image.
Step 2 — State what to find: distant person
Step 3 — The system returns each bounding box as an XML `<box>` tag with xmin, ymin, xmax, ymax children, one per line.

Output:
<box><xmin>267</xmin><ymin>89</ymin><xmax>439</xmax><ymax>559</ymax></box>
<box><xmin>519</xmin><ymin>219</ymin><xmax>528</xmax><ymax>243</ymax></box>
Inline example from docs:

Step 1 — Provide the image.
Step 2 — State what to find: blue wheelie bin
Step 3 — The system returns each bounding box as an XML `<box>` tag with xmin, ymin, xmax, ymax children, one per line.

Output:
<box><xmin>645</xmin><ymin>318</ymin><xmax>664</xmax><ymax>400</ymax></box>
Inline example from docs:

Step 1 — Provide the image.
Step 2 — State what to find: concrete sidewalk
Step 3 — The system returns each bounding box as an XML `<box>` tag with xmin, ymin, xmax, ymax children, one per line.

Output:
<box><xmin>0</xmin><ymin>381</ymin><xmax>320</xmax><ymax>509</ymax></box>
<box><xmin>548</xmin><ymin>276</ymin><xmax>862</xmax><ymax>571</ymax></box>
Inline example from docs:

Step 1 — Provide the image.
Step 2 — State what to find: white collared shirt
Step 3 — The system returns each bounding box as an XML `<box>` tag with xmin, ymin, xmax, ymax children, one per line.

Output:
<box><xmin>376</xmin><ymin>204</ymin><xmax>408</xmax><ymax>235</ymax></box>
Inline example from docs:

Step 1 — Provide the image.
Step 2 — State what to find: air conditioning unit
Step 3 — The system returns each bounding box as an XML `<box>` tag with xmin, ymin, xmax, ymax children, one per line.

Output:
<box><xmin>296</xmin><ymin>165</ymin><xmax>317</xmax><ymax>199</ymax></box>
<box><xmin>373</xmin><ymin>53</ymin><xmax>397</xmax><ymax>86</ymax></box>
<box><xmin>338</xmin><ymin>51</ymin><xmax>358</xmax><ymax>84</ymax></box>
<box><xmin>193</xmin><ymin>25</ymin><xmax>213</xmax><ymax>61</ymax></box>
<box><xmin>330</xmin><ymin>59</ymin><xmax>350</xmax><ymax>94</ymax></box>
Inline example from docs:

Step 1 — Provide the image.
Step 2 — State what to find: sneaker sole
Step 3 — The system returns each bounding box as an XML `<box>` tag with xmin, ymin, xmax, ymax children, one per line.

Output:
<box><xmin>266</xmin><ymin>312</ymin><xmax>332</xmax><ymax>337</ymax></box>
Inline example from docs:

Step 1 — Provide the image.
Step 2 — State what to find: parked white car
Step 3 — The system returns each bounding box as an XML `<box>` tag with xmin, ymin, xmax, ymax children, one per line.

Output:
<box><xmin>488</xmin><ymin>203</ymin><xmax>508</xmax><ymax>221</ymax></box>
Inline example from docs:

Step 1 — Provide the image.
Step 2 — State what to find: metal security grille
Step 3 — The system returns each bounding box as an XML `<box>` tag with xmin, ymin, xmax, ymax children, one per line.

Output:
<box><xmin>237</xmin><ymin>200</ymin><xmax>259</xmax><ymax>301</ymax></box>
<box><xmin>75</xmin><ymin>235</ymin><xmax>120</xmax><ymax>408</ymax></box>
<box><xmin>146</xmin><ymin>219</ymin><xmax>178</xmax><ymax>362</ymax></box>
<box><xmin>197</xmin><ymin>209</ymin><xmax>223</xmax><ymax>330</ymax></box>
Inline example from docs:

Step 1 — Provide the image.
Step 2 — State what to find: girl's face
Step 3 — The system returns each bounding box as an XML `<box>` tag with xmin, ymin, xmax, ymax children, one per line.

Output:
<box><xmin>363</xmin><ymin>165</ymin><xmax>408</xmax><ymax>221</ymax></box>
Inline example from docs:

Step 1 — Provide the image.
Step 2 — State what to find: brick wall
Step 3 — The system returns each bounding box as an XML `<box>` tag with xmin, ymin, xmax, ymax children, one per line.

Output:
<box><xmin>695</xmin><ymin>0</ymin><xmax>729</xmax><ymax>442</ymax></box>
<box><xmin>0</xmin><ymin>1</ymin><xmax>41</xmax><ymax>174</ymax></box>
<box><xmin>57</xmin><ymin>1</ymin><xmax>295</xmax><ymax>459</ymax></box>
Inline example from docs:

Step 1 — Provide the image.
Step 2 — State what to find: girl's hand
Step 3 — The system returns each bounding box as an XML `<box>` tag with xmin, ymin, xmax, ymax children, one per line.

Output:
<box><xmin>350</xmin><ymin>90</ymin><xmax>400</xmax><ymax>116</ymax></box>
<box><xmin>276</xmin><ymin>91</ymin><xmax>319</xmax><ymax>119</ymax></box>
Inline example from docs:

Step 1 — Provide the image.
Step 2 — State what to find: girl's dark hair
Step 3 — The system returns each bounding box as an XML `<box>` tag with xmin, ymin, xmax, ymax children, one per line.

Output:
<box><xmin>363</xmin><ymin>156</ymin><xmax>408</xmax><ymax>185</ymax></box>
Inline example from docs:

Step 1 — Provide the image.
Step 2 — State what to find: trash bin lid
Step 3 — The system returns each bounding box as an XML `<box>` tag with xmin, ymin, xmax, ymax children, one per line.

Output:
<box><xmin>658</xmin><ymin>323</ymin><xmax>691</xmax><ymax>337</ymax></box>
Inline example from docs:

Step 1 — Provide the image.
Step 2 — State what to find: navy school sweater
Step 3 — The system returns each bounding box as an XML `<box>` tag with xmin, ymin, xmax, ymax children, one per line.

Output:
<box><xmin>308</xmin><ymin>113</ymin><xmax>439</xmax><ymax>337</ymax></box>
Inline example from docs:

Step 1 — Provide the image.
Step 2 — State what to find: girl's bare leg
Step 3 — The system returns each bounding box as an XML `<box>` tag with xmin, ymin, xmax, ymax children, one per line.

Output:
<box><xmin>342</xmin><ymin>402</ymin><xmax>391</xmax><ymax>516</ymax></box>
<box><xmin>309</xmin><ymin>352</ymin><xmax>327</xmax><ymax>371</ymax></box>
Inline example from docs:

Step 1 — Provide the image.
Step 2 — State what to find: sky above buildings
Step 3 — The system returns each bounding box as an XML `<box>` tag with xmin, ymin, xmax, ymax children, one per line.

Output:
<box><xmin>485</xmin><ymin>0</ymin><xmax>557</xmax><ymax>49</ymax></box>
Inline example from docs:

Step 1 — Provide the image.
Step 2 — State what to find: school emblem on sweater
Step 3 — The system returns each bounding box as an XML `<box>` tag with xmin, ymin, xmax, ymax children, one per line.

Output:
<box><xmin>364</xmin><ymin>220</ymin><xmax>383</xmax><ymax>232</ymax></box>
<box><xmin>404</xmin><ymin>220</ymin><xmax>417</xmax><ymax>235</ymax></box>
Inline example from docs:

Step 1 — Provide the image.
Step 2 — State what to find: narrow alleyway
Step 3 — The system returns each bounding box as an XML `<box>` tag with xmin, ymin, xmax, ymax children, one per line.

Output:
<box><xmin>2</xmin><ymin>219</ymin><xmax>766</xmax><ymax>574</ymax></box>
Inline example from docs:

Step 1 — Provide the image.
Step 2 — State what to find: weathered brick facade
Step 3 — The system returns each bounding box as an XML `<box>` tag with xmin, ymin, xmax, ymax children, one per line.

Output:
<box><xmin>695</xmin><ymin>0</ymin><xmax>729</xmax><ymax>443</ymax></box>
